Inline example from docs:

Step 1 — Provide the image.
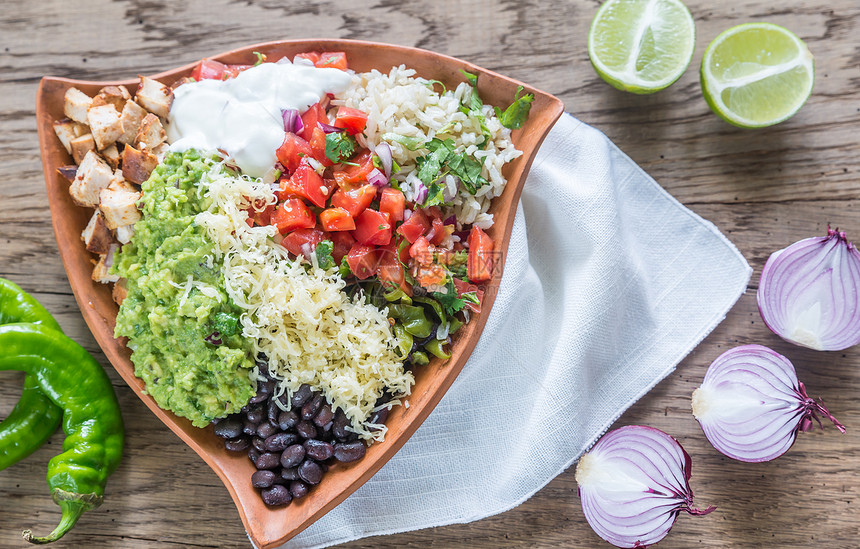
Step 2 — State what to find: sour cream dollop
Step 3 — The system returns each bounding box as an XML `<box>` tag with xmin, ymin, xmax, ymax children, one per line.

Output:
<box><xmin>167</xmin><ymin>60</ymin><xmax>352</xmax><ymax>177</ymax></box>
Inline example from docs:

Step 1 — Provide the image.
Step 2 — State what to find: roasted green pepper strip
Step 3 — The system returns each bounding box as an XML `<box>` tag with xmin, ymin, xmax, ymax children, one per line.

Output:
<box><xmin>448</xmin><ymin>318</ymin><xmax>464</xmax><ymax>334</ymax></box>
<box><xmin>387</xmin><ymin>304</ymin><xmax>433</xmax><ymax>339</ymax></box>
<box><xmin>412</xmin><ymin>296</ymin><xmax>446</xmax><ymax>326</ymax></box>
<box><xmin>383</xmin><ymin>287</ymin><xmax>412</xmax><ymax>305</ymax></box>
<box><xmin>0</xmin><ymin>323</ymin><xmax>124</xmax><ymax>544</ymax></box>
<box><xmin>392</xmin><ymin>324</ymin><xmax>414</xmax><ymax>359</ymax></box>
<box><xmin>410</xmin><ymin>351</ymin><xmax>430</xmax><ymax>366</ymax></box>
<box><xmin>424</xmin><ymin>338</ymin><xmax>451</xmax><ymax>360</ymax></box>
<box><xmin>0</xmin><ymin>278</ymin><xmax>64</xmax><ymax>470</ymax></box>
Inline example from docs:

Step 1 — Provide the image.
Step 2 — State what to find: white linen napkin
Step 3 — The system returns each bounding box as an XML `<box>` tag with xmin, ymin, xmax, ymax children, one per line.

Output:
<box><xmin>267</xmin><ymin>113</ymin><xmax>751</xmax><ymax>549</ymax></box>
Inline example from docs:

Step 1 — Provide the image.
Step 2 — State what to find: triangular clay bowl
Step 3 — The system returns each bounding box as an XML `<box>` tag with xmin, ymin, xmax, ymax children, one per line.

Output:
<box><xmin>36</xmin><ymin>39</ymin><xmax>563</xmax><ymax>548</ymax></box>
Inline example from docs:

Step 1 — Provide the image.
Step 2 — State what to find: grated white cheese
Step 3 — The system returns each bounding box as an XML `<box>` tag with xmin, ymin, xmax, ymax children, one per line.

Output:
<box><xmin>194</xmin><ymin>162</ymin><xmax>413</xmax><ymax>441</ymax></box>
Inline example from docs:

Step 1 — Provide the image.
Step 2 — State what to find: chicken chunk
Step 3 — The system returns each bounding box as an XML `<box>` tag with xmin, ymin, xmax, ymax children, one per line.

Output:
<box><xmin>100</xmin><ymin>179</ymin><xmax>142</xmax><ymax>229</ymax></box>
<box><xmin>92</xmin><ymin>245</ymin><xmax>120</xmax><ymax>284</ymax></box>
<box><xmin>101</xmin><ymin>143</ymin><xmax>121</xmax><ymax>169</ymax></box>
<box><xmin>91</xmin><ymin>85</ymin><xmax>131</xmax><ymax>111</ymax></box>
<box><xmin>135</xmin><ymin>75</ymin><xmax>173</xmax><ymax>118</ymax></box>
<box><xmin>115</xmin><ymin>224</ymin><xmax>135</xmax><ymax>245</ymax></box>
<box><xmin>118</xmin><ymin>100</ymin><xmax>148</xmax><ymax>145</ymax></box>
<box><xmin>112</xmin><ymin>278</ymin><xmax>128</xmax><ymax>305</ymax></box>
<box><xmin>70</xmin><ymin>133</ymin><xmax>96</xmax><ymax>164</ymax></box>
<box><xmin>87</xmin><ymin>104</ymin><xmax>123</xmax><ymax>150</ymax></box>
<box><xmin>135</xmin><ymin>113</ymin><xmax>166</xmax><ymax>151</ymax></box>
<box><xmin>69</xmin><ymin>150</ymin><xmax>114</xmax><ymax>207</ymax></box>
<box><xmin>121</xmin><ymin>145</ymin><xmax>158</xmax><ymax>184</ymax></box>
<box><xmin>81</xmin><ymin>209</ymin><xmax>115</xmax><ymax>254</ymax></box>
<box><xmin>53</xmin><ymin>119</ymin><xmax>79</xmax><ymax>155</ymax></box>
<box><xmin>63</xmin><ymin>87</ymin><xmax>93</xmax><ymax>124</ymax></box>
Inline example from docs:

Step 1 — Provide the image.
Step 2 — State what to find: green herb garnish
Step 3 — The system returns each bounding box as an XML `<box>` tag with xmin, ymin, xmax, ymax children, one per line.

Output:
<box><xmin>495</xmin><ymin>85</ymin><xmax>535</xmax><ymax>130</ymax></box>
<box><xmin>315</xmin><ymin>240</ymin><xmax>335</xmax><ymax>270</ymax></box>
<box><xmin>325</xmin><ymin>132</ymin><xmax>357</xmax><ymax>163</ymax></box>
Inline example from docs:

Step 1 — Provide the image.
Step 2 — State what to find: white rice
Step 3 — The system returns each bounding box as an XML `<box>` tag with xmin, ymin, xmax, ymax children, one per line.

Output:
<box><xmin>333</xmin><ymin>65</ymin><xmax>522</xmax><ymax>229</ymax></box>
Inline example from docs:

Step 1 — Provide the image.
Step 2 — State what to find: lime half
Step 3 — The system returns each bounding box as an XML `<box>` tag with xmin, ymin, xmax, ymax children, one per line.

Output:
<box><xmin>701</xmin><ymin>23</ymin><xmax>814</xmax><ymax>128</ymax></box>
<box><xmin>588</xmin><ymin>0</ymin><xmax>696</xmax><ymax>94</ymax></box>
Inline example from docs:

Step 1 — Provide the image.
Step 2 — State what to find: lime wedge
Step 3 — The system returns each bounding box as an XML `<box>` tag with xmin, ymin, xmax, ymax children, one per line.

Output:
<box><xmin>588</xmin><ymin>0</ymin><xmax>696</xmax><ymax>94</ymax></box>
<box><xmin>701</xmin><ymin>23</ymin><xmax>814</xmax><ymax>128</ymax></box>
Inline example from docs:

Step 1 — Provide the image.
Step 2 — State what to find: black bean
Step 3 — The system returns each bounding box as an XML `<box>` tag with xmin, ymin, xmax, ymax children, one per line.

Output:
<box><xmin>256</xmin><ymin>452</ymin><xmax>280</xmax><ymax>470</ymax></box>
<box><xmin>313</xmin><ymin>403</ymin><xmax>334</xmax><ymax>427</ymax></box>
<box><xmin>278</xmin><ymin>410</ymin><xmax>299</xmax><ymax>431</ymax></box>
<box><xmin>213</xmin><ymin>415</ymin><xmax>243</xmax><ymax>439</ymax></box>
<box><xmin>296</xmin><ymin>420</ymin><xmax>317</xmax><ymax>440</ymax></box>
<box><xmin>280</xmin><ymin>444</ymin><xmax>305</xmax><ymax>468</ymax></box>
<box><xmin>304</xmin><ymin>439</ymin><xmax>334</xmax><ymax>461</ymax></box>
<box><xmin>319</xmin><ymin>420</ymin><xmax>333</xmax><ymax>434</ymax></box>
<box><xmin>261</xmin><ymin>485</ymin><xmax>292</xmax><ymax>506</ymax></box>
<box><xmin>257</xmin><ymin>421</ymin><xmax>278</xmax><ymax>439</ymax></box>
<box><xmin>225</xmin><ymin>436</ymin><xmax>250</xmax><ymax>452</ymax></box>
<box><xmin>332</xmin><ymin>409</ymin><xmax>351</xmax><ymax>441</ymax></box>
<box><xmin>302</xmin><ymin>393</ymin><xmax>324</xmax><ymax>420</ymax></box>
<box><xmin>291</xmin><ymin>384</ymin><xmax>313</xmax><ymax>408</ymax></box>
<box><xmin>243</xmin><ymin>418</ymin><xmax>259</xmax><ymax>436</ymax></box>
<box><xmin>280</xmin><ymin>466</ymin><xmax>299</xmax><ymax>481</ymax></box>
<box><xmin>298</xmin><ymin>460</ymin><xmax>323</xmax><ymax>485</ymax></box>
<box><xmin>265</xmin><ymin>432</ymin><xmax>297</xmax><ymax>452</ymax></box>
<box><xmin>248</xmin><ymin>448</ymin><xmax>260</xmax><ymax>465</ymax></box>
<box><xmin>368</xmin><ymin>406</ymin><xmax>390</xmax><ymax>426</ymax></box>
<box><xmin>251</xmin><ymin>470</ymin><xmax>276</xmax><ymax>489</ymax></box>
<box><xmin>252</xmin><ymin>437</ymin><xmax>266</xmax><ymax>453</ymax></box>
<box><xmin>289</xmin><ymin>480</ymin><xmax>309</xmax><ymax>499</ymax></box>
<box><xmin>249</xmin><ymin>380</ymin><xmax>275</xmax><ymax>404</ymax></box>
<box><xmin>267</xmin><ymin>399</ymin><xmax>281</xmax><ymax>425</ymax></box>
<box><xmin>334</xmin><ymin>441</ymin><xmax>366</xmax><ymax>463</ymax></box>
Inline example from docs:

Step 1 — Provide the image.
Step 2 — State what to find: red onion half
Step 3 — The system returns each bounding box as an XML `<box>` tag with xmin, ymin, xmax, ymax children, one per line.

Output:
<box><xmin>692</xmin><ymin>344</ymin><xmax>845</xmax><ymax>463</ymax></box>
<box><xmin>757</xmin><ymin>226</ymin><xmax>860</xmax><ymax>351</ymax></box>
<box><xmin>576</xmin><ymin>425</ymin><xmax>714</xmax><ymax>548</ymax></box>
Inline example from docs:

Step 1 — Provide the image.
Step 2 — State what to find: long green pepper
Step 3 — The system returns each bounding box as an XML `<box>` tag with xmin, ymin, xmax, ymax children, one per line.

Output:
<box><xmin>0</xmin><ymin>279</ymin><xmax>63</xmax><ymax>469</ymax></box>
<box><xmin>0</xmin><ymin>322</ymin><xmax>124</xmax><ymax>543</ymax></box>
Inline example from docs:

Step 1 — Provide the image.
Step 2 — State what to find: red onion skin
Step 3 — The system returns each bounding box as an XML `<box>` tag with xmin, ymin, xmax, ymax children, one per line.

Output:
<box><xmin>576</xmin><ymin>425</ymin><xmax>714</xmax><ymax>548</ymax></box>
<box><xmin>757</xmin><ymin>226</ymin><xmax>860</xmax><ymax>351</ymax></box>
<box><xmin>693</xmin><ymin>344</ymin><xmax>845</xmax><ymax>463</ymax></box>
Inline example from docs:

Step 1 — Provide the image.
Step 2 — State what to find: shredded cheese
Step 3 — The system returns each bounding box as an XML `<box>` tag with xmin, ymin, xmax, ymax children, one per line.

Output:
<box><xmin>194</xmin><ymin>162</ymin><xmax>413</xmax><ymax>441</ymax></box>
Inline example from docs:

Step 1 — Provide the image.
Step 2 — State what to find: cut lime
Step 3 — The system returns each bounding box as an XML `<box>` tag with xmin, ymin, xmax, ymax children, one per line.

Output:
<box><xmin>701</xmin><ymin>23</ymin><xmax>814</xmax><ymax>128</ymax></box>
<box><xmin>588</xmin><ymin>0</ymin><xmax>696</xmax><ymax>94</ymax></box>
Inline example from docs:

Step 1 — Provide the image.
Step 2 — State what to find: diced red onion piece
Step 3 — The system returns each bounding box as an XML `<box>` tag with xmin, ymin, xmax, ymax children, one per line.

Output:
<box><xmin>374</xmin><ymin>142</ymin><xmax>393</xmax><ymax>178</ymax></box>
<box><xmin>281</xmin><ymin>109</ymin><xmax>301</xmax><ymax>134</ymax></box>
<box><xmin>443</xmin><ymin>215</ymin><xmax>457</xmax><ymax>226</ymax></box>
<box><xmin>757</xmin><ymin>226</ymin><xmax>860</xmax><ymax>351</ymax></box>
<box><xmin>692</xmin><ymin>344</ymin><xmax>845</xmax><ymax>463</ymax></box>
<box><xmin>403</xmin><ymin>209</ymin><xmax>413</xmax><ymax>221</ymax></box>
<box><xmin>414</xmin><ymin>182</ymin><xmax>428</xmax><ymax>204</ymax></box>
<box><xmin>367</xmin><ymin>168</ymin><xmax>388</xmax><ymax>188</ymax></box>
<box><xmin>576</xmin><ymin>425</ymin><xmax>714</xmax><ymax>548</ymax></box>
<box><xmin>319</xmin><ymin>122</ymin><xmax>344</xmax><ymax>134</ymax></box>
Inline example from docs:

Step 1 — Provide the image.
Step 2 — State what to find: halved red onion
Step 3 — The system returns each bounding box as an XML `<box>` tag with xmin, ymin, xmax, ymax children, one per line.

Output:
<box><xmin>757</xmin><ymin>226</ymin><xmax>860</xmax><ymax>351</ymax></box>
<box><xmin>692</xmin><ymin>344</ymin><xmax>845</xmax><ymax>463</ymax></box>
<box><xmin>281</xmin><ymin>108</ymin><xmax>303</xmax><ymax>135</ymax></box>
<box><xmin>319</xmin><ymin>122</ymin><xmax>344</xmax><ymax>134</ymax></box>
<box><xmin>367</xmin><ymin>168</ymin><xmax>388</xmax><ymax>188</ymax></box>
<box><xmin>414</xmin><ymin>182</ymin><xmax>429</xmax><ymax>204</ymax></box>
<box><xmin>576</xmin><ymin>425</ymin><xmax>714</xmax><ymax>549</ymax></box>
<box><xmin>374</xmin><ymin>142</ymin><xmax>393</xmax><ymax>178</ymax></box>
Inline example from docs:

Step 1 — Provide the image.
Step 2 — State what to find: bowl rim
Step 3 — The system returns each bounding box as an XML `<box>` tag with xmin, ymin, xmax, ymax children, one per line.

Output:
<box><xmin>35</xmin><ymin>38</ymin><xmax>564</xmax><ymax>548</ymax></box>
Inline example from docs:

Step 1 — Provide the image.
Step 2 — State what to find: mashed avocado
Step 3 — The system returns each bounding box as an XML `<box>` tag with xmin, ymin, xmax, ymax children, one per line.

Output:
<box><xmin>113</xmin><ymin>150</ymin><xmax>255</xmax><ymax>427</ymax></box>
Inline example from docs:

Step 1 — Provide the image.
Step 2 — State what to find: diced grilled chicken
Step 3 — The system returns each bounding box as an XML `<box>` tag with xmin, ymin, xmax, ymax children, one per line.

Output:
<box><xmin>135</xmin><ymin>75</ymin><xmax>173</xmax><ymax>118</ymax></box>
<box><xmin>86</xmin><ymin>104</ymin><xmax>123</xmax><ymax>150</ymax></box>
<box><xmin>70</xmin><ymin>133</ymin><xmax>96</xmax><ymax>164</ymax></box>
<box><xmin>53</xmin><ymin>118</ymin><xmax>79</xmax><ymax>155</ymax></box>
<box><xmin>135</xmin><ymin>113</ymin><xmax>166</xmax><ymax>152</ymax></box>
<box><xmin>118</xmin><ymin>100</ymin><xmax>148</xmax><ymax>145</ymax></box>
<box><xmin>121</xmin><ymin>145</ymin><xmax>158</xmax><ymax>184</ymax></box>
<box><xmin>63</xmin><ymin>87</ymin><xmax>93</xmax><ymax>124</ymax></box>
<box><xmin>99</xmin><ymin>179</ymin><xmax>142</xmax><ymax>229</ymax></box>
<box><xmin>115</xmin><ymin>224</ymin><xmax>135</xmax><ymax>245</ymax></box>
<box><xmin>112</xmin><ymin>278</ymin><xmax>128</xmax><ymax>305</ymax></box>
<box><xmin>69</xmin><ymin>150</ymin><xmax>114</xmax><ymax>207</ymax></box>
<box><xmin>91</xmin><ymin>85</ymin><xmax>131</xmax><ymax>112</ymax></box>
<box><xmin>101</xmin><ymin>143</ymin><xmax>121</xmax><ymax>169</ymax></box>
<box><xmin>81</xmin><ymin>209</ymin><xmax>115</xmax><ymax>254</ymax></box>
<box><xmin>92</xmin><ymin>245</ymin><xmax>120</xmax><ymax>284</ymax></box>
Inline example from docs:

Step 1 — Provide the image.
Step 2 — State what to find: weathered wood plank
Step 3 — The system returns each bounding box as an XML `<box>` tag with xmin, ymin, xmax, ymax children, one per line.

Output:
<box><xmin>1</xmin><ymin>0</ymin><xmax>859</xmax><ymax>547</ymax></box>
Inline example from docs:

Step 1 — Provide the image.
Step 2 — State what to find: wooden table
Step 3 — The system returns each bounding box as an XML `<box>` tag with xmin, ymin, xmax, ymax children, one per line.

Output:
<box><xmin>2</xmin><ymin>1</ymin><xmax>857</xmax><ymax>547</ymax></box>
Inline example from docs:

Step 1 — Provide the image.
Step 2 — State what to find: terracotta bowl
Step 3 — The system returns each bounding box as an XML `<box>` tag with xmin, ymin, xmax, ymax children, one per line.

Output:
<box><xmin>36</xmin><ymin>39</ymin><xmax>563</xmax><ymax>548</ymax></box>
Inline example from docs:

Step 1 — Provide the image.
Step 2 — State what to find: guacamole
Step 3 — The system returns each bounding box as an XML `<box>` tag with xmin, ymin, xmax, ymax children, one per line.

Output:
<box><xmin>113</xmin><ymin>150</ymin><xmax>255</xmax><ymax>427</ymax></box>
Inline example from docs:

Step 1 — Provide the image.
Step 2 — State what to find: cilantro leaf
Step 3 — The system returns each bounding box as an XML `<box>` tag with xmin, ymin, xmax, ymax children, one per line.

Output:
<box><xmin>445</xmin><ymin>151</ymin><xmax>487</xmax><ymax>194</ymax></box>
<box><xmin>214</xmin><ymin>312</ymin><xmax>240</xmax><ymax>337</ymax></box>
<box><xmin>424</xmin><ymin>182</ymin><xmax>446</xmax><ymax>207</ymax></box>
<box><xmin>416</xmin><ymin>138</ymin><xmax>455</xmax><ymax>185</ymax></box>
<box><xmin>382</xmin><ymin>132</ymin><xmax>424</xmax><ymax>151</ymax></box>
<box><xmin>325</xmin><ymin>132</ymin><xmax>357</xmax><ymax>163</ymax></box>
<box><xmin>495</xmin><ymin>86</ymin><xmax>534</xmax><ymax>130</ymax></box>
<box><xmin>338</xmin><ymin>256</ymin><xmax>352</xmax><ymax>278</ymax></box>
<box><xmin>431</xmin><ymin>279</ymin><xmax>466</xmax><ymax>316</ymax></box>
<box><xmin>315</xmin><ymin>240</ymin><xmax>335</xmax><ymax>270</ymax></box>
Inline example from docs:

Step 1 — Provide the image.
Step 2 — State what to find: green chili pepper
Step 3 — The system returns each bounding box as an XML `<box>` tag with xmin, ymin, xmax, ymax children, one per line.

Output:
<box><xmin>0</xmin><ymin>278</ymin><xmax>64</xmax><ymax>470</ymax></box>
<box><xmin>383</xmin><ymin>287</ymin><xmax>412</xmax><ymax>305</ymax></box>
<box><xmin>0</xmin><ymin>323</ymin><xmax>124</xmax><ymax>544</ymax></box>
<box><xmin>412</xmin><ymin>296</ymin><xmax>447</xmax><ymax>326</ymax></box>
<box><xmin>424</xmin><ymin>337</ymin><xmax>451</xmax><ymax>360</ymax></box>
<box><xmin>392</xmin><ymin>324</ymin><xmax>414</xmax><ymax>359</ymax></box>
<box><xmin>410</xmin><ymin>351</ymin><xmax>430</xmax><ymax>366</ymax></box>
<box><xmin>448</xmin><ymin>318</ymin><xmax>464</xmax><ymax>334</ymax></box>
<box><xmin>387</xmin><ymin>304</ymin><xmax>433</xmax><ymax>339</ymax></box>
